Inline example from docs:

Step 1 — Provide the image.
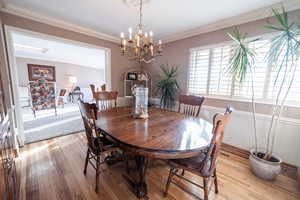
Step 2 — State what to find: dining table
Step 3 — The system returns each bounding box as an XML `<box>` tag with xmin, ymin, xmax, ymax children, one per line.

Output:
<box><xmin>96</xmin><ymin>106</ymin><xmax>213</xmax><ymax>198</ymax></box>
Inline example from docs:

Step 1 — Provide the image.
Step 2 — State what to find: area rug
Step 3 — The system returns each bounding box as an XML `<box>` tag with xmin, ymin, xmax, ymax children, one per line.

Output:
<box><xmin>24</xmin><ymin>108</ymin><xmax>84</xmax><ymax>144</ymax></box>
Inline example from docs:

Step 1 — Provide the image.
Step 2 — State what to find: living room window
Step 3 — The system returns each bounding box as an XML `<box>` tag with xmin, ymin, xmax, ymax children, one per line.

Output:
<box><xmin>187</xmin><ymin>37</ymin><xmax>300</xmax><ymax>104</ymax></box>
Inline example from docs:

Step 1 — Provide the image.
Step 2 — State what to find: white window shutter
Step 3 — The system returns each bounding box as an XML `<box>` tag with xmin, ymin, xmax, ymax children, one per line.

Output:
<box><xmin>209</xmin><ymin>45</ymin><xmax>232</xmax><ymax>96</ymax></box>
<box><xmin>188</xmin><ymin>49</ymin><xmax>210</xmax><ymax>95</ymax></box>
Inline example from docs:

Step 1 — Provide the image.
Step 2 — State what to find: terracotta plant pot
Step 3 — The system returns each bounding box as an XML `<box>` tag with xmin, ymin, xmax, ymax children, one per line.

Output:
<box><xmin>249</xmin><ymin>150</ymin><xmax>282</xmax><ymax>181</ymax></box>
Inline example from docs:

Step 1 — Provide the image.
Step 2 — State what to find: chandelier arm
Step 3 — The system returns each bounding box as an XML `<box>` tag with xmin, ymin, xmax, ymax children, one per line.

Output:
<box><xmin>141</xmin><ymin>58</ymin><xmax>155</xmax><ymax>64</ymax></box>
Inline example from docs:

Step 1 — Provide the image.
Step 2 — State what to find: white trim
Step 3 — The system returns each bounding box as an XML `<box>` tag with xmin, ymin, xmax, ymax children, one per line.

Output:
<box><xmin>105</xmin><ymin>49</ymin><xmax>112</xmax><ymax>91</ymax></box>
<box><xmin>162</xmin><ymin>0</ymin><xmax>300</xmax><ymax>44</ymax></box>
<box><xmin>1</xmin><ymin>4</ymin><xmax>119</xmax><ymax>43</ymax></box>
<box><xmin>4</xmin><ymin>26</ymin><xmax>25</xmax><ymax>146</ymax></box>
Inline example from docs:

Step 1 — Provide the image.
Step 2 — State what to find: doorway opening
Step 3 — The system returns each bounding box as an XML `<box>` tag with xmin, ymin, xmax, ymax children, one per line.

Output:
<box><xmin>6</xmin><ymin>27</ymin><xmax>111</xmax><ymax>144</ymax></box>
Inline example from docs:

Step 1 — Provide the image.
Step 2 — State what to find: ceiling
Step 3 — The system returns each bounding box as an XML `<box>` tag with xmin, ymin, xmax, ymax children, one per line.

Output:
<box><xmin>2</xmin><ymin>0</ymin><xmax>298</xmax><ymax>42</ymax></box>
<box><xmin>12</xmin><ymin>31</ymin><xmax>106</xmax><ymax>69</ymax></box>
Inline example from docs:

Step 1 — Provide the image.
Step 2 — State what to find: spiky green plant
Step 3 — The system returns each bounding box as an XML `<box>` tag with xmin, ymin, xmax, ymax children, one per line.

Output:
<box><xmin>227</xmin><ymin>6</ymin><xmax>300</xmax><ymax>161</ymax></box>
<box><xmin>227</xmin><ymin>29</ymin><xmax>258</xmax><ymax>82</ymax></box>
<box><xmin>227</xmin><ymin>29</ymin><xmax>259</xmax><ymax>153</ymax></box>
<box><xmin>156</xmin><ymin>64</ymin><xmax>179</xmax><ymax>109</ymax></box>
<box><xmin>264</xmin><ymin>6</ymin><xmax>300</xmax><ymax>159</ymax></box>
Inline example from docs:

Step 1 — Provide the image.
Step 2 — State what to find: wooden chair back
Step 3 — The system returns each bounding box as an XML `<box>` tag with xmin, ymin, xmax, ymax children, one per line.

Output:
<box><xmin>90</xmin><ymin>84</ymin><xmax>96</xmax><ymax>100</ymax></box>
<box><xmin>90</xmin><ymin>84</ymin><xmax>96</xmax><ymax>93</ymax></box>
<box><xmin>101</xmin><ymin>84</ymin><xmax>106</xmax><ymax>91</ymax></box>
<box><xmin>59</xmin><ymin>89</ymin><xmax>67</xmax><ymax>97</ymax></box>
<box><xmin>200</xmin><ymin>106</ymin><xmax>233</xmax><ymax>176</ymax></box>
<box><xmin>78</xmin><ymin>100</ymin><xmax>103</xmax><ymax>152</ymax></box>
<box><xmin>178</xmin><ymin>95</ymin><xmax>205</xmax><ymax>117</ymax></box>
<box><xmin>94</xmin><ymin>91</ymin><xmax>118</xmax><ymax>111</ymax></box>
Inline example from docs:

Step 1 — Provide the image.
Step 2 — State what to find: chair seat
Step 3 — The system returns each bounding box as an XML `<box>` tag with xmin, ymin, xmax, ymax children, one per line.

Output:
<box><xmin>91</xmin><ymin>136</ymin><xmax>118</xmax><ymax>155</ymax></box>
<box><xmin>169</xmin><ymin>152</ymin><xmax>211</xmax><ymax>177</ymax></box>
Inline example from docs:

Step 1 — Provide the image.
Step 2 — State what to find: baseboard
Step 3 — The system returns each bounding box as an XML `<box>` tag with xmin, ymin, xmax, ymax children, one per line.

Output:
<box><xmin>221</xmin><ymin>143</ymin><xmax>298</xmax><ymax>180</ymax></box>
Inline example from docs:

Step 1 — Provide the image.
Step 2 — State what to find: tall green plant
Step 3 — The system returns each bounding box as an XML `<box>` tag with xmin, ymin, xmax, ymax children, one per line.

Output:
<box><xmin>156</xmin><ymin>63</ymin><xmax>179</xmax><ymax>109</ymax></box>
<box><xmin>227</xmin><ymin>6</ymin><xmax>300</xmax><ymax>161</ymax></box>
<box><xmin>227</xmin><ymin>29</ymin><xmax>259</xmax><ymax>153</ymax></box>
<box><xmin>264</xmin><ymin>6</ymin><xmax>300</xmax><ymax>159</ymax></box>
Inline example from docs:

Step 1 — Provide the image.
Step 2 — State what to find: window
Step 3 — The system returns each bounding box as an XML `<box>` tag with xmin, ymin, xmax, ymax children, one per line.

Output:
<box><xmin>188</xmin><ymin>49</ymin><xmax>210</xmax><ymax>94</ymax></box>
<box><xmin>188</xmin><ymin>37</ymin><xmax>300</xmax><ymax>104</ymax></box>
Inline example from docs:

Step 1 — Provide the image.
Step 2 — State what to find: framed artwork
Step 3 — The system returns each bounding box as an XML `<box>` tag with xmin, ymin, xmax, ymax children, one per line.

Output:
<box><xmin>27</xmin><ymin>64</ymin><xmax>56</xmax><ymax>82</ymax></box>
<box><xmin>127</xmin><ymin>72</ymin><xmax>137</xmax><ymax>80</ymax></box>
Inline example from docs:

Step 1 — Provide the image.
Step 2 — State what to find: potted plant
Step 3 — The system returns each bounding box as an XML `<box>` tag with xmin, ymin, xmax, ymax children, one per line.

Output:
<box><xmin>227</xmin><ymin>6</ymin><xmax>300</xmax><ymax>181</ymax></box>
<box><xmin>156</xmin><ymin>63</ymin><xmax>180</xmax><ymax>109</ymax></box>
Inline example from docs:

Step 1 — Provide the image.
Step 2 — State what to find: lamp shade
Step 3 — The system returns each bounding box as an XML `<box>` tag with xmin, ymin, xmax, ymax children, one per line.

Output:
<box><xmin>69</xmin><ymin>76</ymin><xmax>77</xmax><ymax>84</ymax></box>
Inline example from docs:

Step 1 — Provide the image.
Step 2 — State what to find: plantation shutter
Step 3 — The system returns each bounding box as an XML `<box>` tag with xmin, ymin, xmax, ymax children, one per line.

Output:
<box><xmin>268</xmin><ymin>57</ymin><xmax>300</xmax><ymax>101</ymax></box>
<box><xmin>188</xmin><ymin>49</ymin><xmax>210</xmax><ymax>95</ymax></box>
<box><xmin>208</xmin><ymin>45</ymin><xmax>232</xmax><ymax>96</ymax></box>
<box><xmin>288</xmin><ymin>63</ymin><xmax>300</xmax><ymax>100</ymax></box>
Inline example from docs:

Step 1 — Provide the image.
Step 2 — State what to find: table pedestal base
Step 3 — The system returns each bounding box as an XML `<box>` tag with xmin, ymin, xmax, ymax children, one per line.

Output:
<box><xmin>123</xmin><ymin>155</ymin><xmax>149</xmax><ymax>199</ymax></box>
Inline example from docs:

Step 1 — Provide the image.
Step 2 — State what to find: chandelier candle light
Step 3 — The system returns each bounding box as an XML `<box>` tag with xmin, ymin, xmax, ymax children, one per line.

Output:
<box><xmin>120</xmin><ymin>0</ymin><xmax>162</xmax><ymax>63</ymax></box>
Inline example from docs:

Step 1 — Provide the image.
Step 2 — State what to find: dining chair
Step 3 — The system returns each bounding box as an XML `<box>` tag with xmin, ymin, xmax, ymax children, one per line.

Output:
<box><xmin>178</xmin><ymin>95</ymin><xmax>205</xmax><ymax>117</ymax></box>
<box><xmin>101</xmin><ymin>84</ymin><xmax>106</xmax><ymax>91</ymax></box>
<box><xmin>78</xmin><ymin>100</ymin><xmax>119</xmax><ymax>192</ymax></box>
<box><xmin>164</xmin><ymin>106</ymin><xmax>233</xmax><ymax>200</ymax></box>
<box><xmin>94</xmin><ymin>91</ymin><xmax>118</xmax><ymax>111</ymax></box>
<box><xmin>90</xmin><ymin>84</ymin><xmax>96</xmax><ymax>93</ymax></box>
<box><xmin>57</xmin><ymin>88</ymin><xmax>67</xmax><ymax>108</ymax></box>
<box><xmin>90</xmin><ymin>84</ymin><xmax>96</xmax><ymax>101</ymax></box>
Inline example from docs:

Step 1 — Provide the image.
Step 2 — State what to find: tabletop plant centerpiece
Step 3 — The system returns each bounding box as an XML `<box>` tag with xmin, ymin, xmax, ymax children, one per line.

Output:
<box><xmin>156</xmin><ymin>63</ymin><xmax>180</xmax><ymax>109</ymax></box>
<box><xmin>227</xmin><ymin>6</ymin><xmax>300</xmax><ymax>181</ymax></box>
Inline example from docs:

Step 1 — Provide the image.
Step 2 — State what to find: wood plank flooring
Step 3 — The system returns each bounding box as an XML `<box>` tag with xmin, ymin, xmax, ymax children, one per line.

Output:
<box><xmin>16</xmin><ymin>132</ymin><xmax>300</xmax><ymax>200</ymax></box>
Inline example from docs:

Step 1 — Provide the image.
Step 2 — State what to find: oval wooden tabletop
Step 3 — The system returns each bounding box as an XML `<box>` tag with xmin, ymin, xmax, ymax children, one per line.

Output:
<box><xmin>96</xmin><ymin>107</ymin><xmax>213</xmax><ymax>159</ymax></box>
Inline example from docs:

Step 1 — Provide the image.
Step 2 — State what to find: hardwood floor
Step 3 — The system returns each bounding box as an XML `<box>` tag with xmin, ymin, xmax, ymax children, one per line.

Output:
<box><xmin>16</xmin><ymin>132</ymin><xmax>300</xmax><ymax>200</ymax></box>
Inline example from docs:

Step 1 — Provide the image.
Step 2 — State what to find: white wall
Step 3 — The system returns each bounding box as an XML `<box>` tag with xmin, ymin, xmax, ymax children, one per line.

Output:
<box><xmin>150</xmin><ymin>98</ymin><xmax>300</xmax><ymax>166</ymax></box>
<box><xmin>15</xmin><ymin>57</ymin><xmax>105</xmax><ymax>90</ymax></box>
<box><xmin>202</xmin><ymin>106</ymin><xmax>300</xmax><ymax>166</ymax></box>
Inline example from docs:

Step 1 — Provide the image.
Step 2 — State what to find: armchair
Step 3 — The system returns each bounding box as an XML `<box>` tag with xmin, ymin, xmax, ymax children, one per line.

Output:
<box><xmin>29</xmin><ymin>78</ymin><xmax>56</xmax><ymax>117</ymax></box>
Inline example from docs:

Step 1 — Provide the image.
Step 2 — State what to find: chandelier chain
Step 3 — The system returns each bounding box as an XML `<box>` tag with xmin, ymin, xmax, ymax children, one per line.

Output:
<box><xmin>139</xmin><ymin>0</ymin><xmax>143</xmax><ymax>29</ymax></box>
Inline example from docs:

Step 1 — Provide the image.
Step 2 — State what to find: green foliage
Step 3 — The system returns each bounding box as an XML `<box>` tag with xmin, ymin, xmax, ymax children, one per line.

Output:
<box><xmin>156</xmin><ymin>63</ymin><xmax>179</xmax><ymax>109</ymax></box>
<box><xmin>226</xmin><ymin>6</ymin><xmax>300</xmax><ymax>159</ymax></box>
<box><xmin>227</xmin><ymin>28</ymin><xmax>258</xmax><ymax>82</ymax></box>
<box><xmin>266</xmin><ymin>6</ymin><xmax>300</xmax><ymax>85</ymax></box>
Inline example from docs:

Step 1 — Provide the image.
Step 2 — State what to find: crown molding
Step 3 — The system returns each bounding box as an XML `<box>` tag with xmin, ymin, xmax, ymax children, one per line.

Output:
<box><xmin>162</xmin><ymin>0</ymin><xmax>300</xmax><ymax>44</ymax></box>
<box><xmin>2</xmin><ymin>1</ymin><xmax>300</xmax><ymax>45</ymax></box>
<box><xmin>0</xmin><ymin>4</ymin><xmax>120</xmax><ymax>44</ymax></box>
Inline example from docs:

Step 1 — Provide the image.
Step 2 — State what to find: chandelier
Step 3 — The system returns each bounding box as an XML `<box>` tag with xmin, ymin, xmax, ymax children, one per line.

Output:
<box><xmin>120</xmin><ymin>0</ymin><xmax>162</xmax><ymax>64</ymax></box>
